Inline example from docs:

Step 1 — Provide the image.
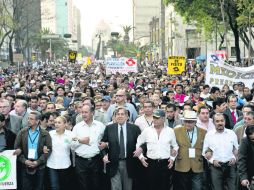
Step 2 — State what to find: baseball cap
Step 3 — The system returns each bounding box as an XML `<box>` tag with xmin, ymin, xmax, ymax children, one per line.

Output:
<box><xmin>102</xmin><ymin>96</ymin><xmax>111</xmax><ymax>102</ymax></box>
<box><xmin>153</xmin><ymin>109</ymin><xmax>165</xmax><ymax>118</ymax></box>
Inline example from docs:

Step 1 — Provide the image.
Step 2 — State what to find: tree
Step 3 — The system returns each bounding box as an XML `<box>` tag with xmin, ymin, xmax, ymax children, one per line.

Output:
<box><xmin>236</xmin><ymin>0</ymin><xmax>254</xmax><ymax>65</ymax></box>
<box><xmin>164</xmin><ymin>0</ymin><xmax>252</xmax><ymax>62</ymax></box>
<box><xmin>31</xmin><ymin>28</ymin><xmax>69</xmax><ymax>61</ymax></box>
<box><xmin>123</xmin><ymin>25</ymin><xmax>132</xmax><ymax>45</ymax></box>
<box><xmin>0</xmin><ymin>0</ymin><xmax>13</xmax><ymax>51</ymax></box>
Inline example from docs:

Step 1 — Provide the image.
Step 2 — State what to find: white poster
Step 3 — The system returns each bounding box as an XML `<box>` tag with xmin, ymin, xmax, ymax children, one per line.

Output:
<box><xmin>0</xmin><ymin>150</ymin><xmax>17</xmax><ymax>189</ymax></box>
<box><xmin>206</xmin><ymin>53</ymin><xmax>254</xmax><ymax>88</ymax></box>
<box><xmin>105</xmin><ymin>57</ymin><xmax>138</xmax><ymax>75</ymax></box>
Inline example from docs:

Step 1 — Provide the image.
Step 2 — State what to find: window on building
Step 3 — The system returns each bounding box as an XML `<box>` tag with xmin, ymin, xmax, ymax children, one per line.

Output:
<box><xmin>231</xmin><ymin>47</ymin><xmax>236</xmax><ymax>57</ymax></box>
<box><xmin>186</xmin><ymin>29</ymin><xmax>199</xmax><ymax>39</ymax></box>
<box><xmin>187</xmin><ymin>48</ymin><xmax>201</xmax><ymax>59</ymax></box>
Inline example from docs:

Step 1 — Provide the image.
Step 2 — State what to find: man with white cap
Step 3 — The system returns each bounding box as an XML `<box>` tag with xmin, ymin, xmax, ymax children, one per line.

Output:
<box><xmin>173</xmin><ymin>110</ymin><xmax>207</xmax><ymax>190</ymax></box>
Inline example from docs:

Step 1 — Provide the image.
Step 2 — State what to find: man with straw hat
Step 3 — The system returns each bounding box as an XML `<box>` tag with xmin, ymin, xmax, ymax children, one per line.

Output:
<box><xmin>174</xmin><ymin>110</ymin><xmax>207</xmax><ymax>190</ymax></box>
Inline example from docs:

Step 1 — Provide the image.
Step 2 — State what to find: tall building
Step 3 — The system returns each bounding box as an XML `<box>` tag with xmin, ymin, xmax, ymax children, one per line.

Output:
<box><xmin>133</xmin><ymin>0</ymin><xmax>160</xmax><ymax>42</ymax></box>
<box><xmin>41</xmin><ymin>0</ymin><xmax>81</xmax><ymax>49</ymax></box>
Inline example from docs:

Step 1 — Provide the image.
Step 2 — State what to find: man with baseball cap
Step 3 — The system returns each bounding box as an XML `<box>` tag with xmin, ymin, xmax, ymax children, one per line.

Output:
<box><xmin>173</xmin><ymin>110</ymin><xmax>207</xmax><ymax>190</ymax></box>
<box><xmin>135</xmin><ymin>109</ymin><xmax>178</xmax><ymax>190</ymax></box>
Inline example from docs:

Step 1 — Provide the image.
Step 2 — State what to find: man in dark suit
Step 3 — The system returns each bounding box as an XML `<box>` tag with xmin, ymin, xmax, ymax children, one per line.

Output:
<box><xmin>101</xmin><ymin>106</ymin><xmax>141</xmax><ymax>190</ymax></box>
<box><xmin>224</xmin><ymin>95</ymin><xmax>243</xmax><ymax>129</ymax></box>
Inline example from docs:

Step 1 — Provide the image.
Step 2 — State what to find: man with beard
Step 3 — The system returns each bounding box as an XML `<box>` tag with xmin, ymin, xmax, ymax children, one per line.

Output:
<box><xmin>203</xmin><ymin>113</ymin><xmax>238</xmax><ymax>190</ymax></box>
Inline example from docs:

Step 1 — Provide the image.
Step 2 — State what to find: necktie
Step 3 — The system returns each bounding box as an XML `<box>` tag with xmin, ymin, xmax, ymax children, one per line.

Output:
<box><xmin>231</xmin><ymin>111</ymin><xmax>237</xmax><ymax>124</ymax></box>
<box><xmin>119</xmin><ymin>126</ymin><xmax>125</xmax><ymax>159</ymax></box>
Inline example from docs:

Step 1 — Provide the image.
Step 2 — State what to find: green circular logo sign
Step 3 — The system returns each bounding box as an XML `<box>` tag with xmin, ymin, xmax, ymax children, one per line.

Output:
<box><xmin>0</xmin><ymin>155</ymin><xmax>11</xmax><ymax>182</ymax></box>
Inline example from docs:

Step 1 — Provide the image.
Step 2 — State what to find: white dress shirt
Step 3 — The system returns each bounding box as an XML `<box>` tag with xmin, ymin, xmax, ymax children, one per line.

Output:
<box><xmin>202</xmin><ymin>128</ymin><xmax>238</xmax><ymax>163</ymax></box>
<box><xmin>70</xmin><ymin>120</ymin><xmax>105</xmax><ymax>158</ymax></box>
<box><xmin>47</xmin><ymin>130</ymin><xmax>74</xmax><ymax>169</ymax></box>
<box><xmin>136</xmin><ymin>125</ymin><xmax>179</xmax><ymax>160</ymax></box>
<box><xmin>196</xmin><ymin>118</ymin><xmax>215</xmax><ymax>132</ymax></box>
<box><xmin>134</xmin><ymin>115</ymin><xmax>153</xmax><ymax>131</ymax></box>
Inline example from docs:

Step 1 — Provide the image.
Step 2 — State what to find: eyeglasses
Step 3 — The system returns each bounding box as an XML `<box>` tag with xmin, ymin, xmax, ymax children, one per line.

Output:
<box><xmin>116</xmin><ymin>95</ymin><xmax>125</xmax><ymax>97</ymax></box>
<box><xmin>68</xmin><ymin>96</ymin><xmax>73</xmax><ymax>98</ymax></box>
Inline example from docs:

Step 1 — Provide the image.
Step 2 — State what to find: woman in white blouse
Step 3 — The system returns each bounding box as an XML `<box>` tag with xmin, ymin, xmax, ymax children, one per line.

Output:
<box><xmin>47</xmin><ymin>116</ymin><xmax>73</xmax><ymax>190</ymax></box>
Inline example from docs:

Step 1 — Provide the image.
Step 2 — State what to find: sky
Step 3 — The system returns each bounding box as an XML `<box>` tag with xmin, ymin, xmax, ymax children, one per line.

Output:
<box><xmin>74</xmin><ymin>0</ymin><xmax>133</xmax><ymax>46</ymax></box>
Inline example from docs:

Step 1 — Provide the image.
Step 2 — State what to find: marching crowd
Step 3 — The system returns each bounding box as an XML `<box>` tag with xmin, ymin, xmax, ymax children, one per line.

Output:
<box><xmin>0</xmin><ymin>60</ymin><xmax>253</xmax><ymax>190</ymax></box>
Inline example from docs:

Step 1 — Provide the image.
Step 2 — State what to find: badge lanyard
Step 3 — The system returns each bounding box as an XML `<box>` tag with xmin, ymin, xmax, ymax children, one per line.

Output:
<box><xmin>28</xmin><ymin>131</ymin><xmax>39</xmax><ymax>147</ymax></box>
<box><xmin>144</xmin><ymin>116</ymin><xmax>153</xmax><ymax>126</ymax></box>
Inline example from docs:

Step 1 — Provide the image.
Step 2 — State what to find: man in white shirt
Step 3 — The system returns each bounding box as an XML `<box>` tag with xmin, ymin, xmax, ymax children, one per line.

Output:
<box><xmin>135</xmin><ymin>109</ymin><xmax>178</xmax><ymax>190</ymax></box>
<box><xmin>200</xmin><ymin>85</ymin><xmax>210</xmax><ymax>99</ymax></box>
<box><xmin>203</xmin><ymin>113</ymin><xmax>238</xmax><ymax>190</ymax></box>
<box><xmin>196</xmin><ymin>106</ymin><xmax>215</xmax><ymax>131</ymax></box>
<box><xmin>71</xmin><ymin>104</ymin><xmax>105</xmax><ymax>190</ymax></box>
<box><xmin>134</xmin><ymin>100</ymin><xmax>155</xmax><ymax>131</ymax></box>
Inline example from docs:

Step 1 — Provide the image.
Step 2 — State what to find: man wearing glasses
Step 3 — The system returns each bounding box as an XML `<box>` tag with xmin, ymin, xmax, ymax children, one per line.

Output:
<box><xmin>224</xmin><ymin>95</ymin><xmax>243</xmax><ymax>129</ymax></box>
<box><xmin>106</xmin><ymin>89</ymin><xmax>138</xmax><ymax>123</ymax></box>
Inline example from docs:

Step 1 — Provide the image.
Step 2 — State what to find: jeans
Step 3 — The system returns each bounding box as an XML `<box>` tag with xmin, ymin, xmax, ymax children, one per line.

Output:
<box><xmin>21</xmin><ymin>167</ymin><xmax>45</xmax><ymax>190</ymax></box>
<box><xmin>48</xmin><ymin>167</ymin><xmax>70</xmax><ymax>190</ymax></box>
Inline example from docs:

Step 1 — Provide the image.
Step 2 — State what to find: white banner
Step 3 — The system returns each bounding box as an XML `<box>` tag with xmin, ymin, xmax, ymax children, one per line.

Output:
<box><xmin>206</xmin><ymin>53</ymin><xmax>254</xmax><ymax>88</ymax></box>
<box><xmin>105</xmin><ymin>57</ymin><xmax>138</xmax><ymax>75</ymax></box>
<box><xmin>0</xmin><ymin>150</ymin><xmax>17</xmax><ymax>189</ymax></box>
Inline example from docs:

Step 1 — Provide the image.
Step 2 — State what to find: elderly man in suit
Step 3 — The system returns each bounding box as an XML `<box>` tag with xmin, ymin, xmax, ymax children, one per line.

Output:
<box><xmin>224</xmin><ymin>94</ymin><xmax>243</xmax><ymax>129</ymax></box>
<box><xmin>101</xmin><ymin>106</ymin><xmax>141</xmax><ymax>190</ymax></box>
<box><xmin>174</xmin><ymin>110</ymin><xmax>207</xmax><ymax>190</ymax></box>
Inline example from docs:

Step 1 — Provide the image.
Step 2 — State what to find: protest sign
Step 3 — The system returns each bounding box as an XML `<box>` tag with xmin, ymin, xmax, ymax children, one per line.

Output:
<box><xmin>0</xmin><ymin>150</ymin><xmax>17</xmax><ymax>189</ymax></box>
<box><xmin>105</xmin><ymin>57</ymin><xmax>138</xmax><ymax>75</ymax></box>
<box><xmin>167</xmin><ymin>56</ymin><xmax>186</xmax><ymax>75</ymax></box>
<box><xmin>206</xmin><ymin>53</ymin><xmax>254</xmax><ymax>88</ymax></box>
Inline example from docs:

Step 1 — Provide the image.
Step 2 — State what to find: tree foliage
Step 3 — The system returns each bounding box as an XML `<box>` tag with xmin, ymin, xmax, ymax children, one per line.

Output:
<box><xmin>106</xmin><ymin>26</ymin><xmax>140</xmax><ymax>58</ymax></box>
<box><xmin>31</xmin><ymin>28</ymin><xmax>69</xmax><ymax>61</ymax></box>
<box><xmin>164</xmin><ymin>0</ymin><xmax>254</xmax><ymax>62</ymax></box>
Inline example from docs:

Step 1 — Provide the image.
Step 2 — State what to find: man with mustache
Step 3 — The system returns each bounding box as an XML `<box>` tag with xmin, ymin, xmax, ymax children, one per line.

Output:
<box><xmin>203</xmin><ymin>113</ymin><xmax>238</xmax><ymax>190</ymax></box>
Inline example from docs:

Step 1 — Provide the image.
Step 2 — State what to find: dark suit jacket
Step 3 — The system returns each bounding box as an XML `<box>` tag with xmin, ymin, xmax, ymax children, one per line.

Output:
<box><xmin>14</xmin><ymin>126</ymin><xmax>52</xmax><ymax>169</ymax></box>
<box><xmin>223</xmin><ymin>108</ymin><xmax>243</xmax><ymax>129</ymax></box>
<box><xmin>4</xmin><ymin>127</ymin><xmax>16</xmax><ymax>150</ymax></box>
<box><xmin>238</xmin><ymin>137</ymin><xmax>254</xmax><ymax>182</ymax></box>
<box><xmin>101</xmin><ymin>123</ymin><xmax>141</xmax><ymax>178</ymax></box>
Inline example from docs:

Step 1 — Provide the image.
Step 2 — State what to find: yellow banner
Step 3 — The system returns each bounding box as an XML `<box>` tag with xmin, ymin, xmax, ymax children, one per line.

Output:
<box><xmin>167</xmin><ymin>56</ymin><xmax>186</xmax><ymax>75</ymax></box>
